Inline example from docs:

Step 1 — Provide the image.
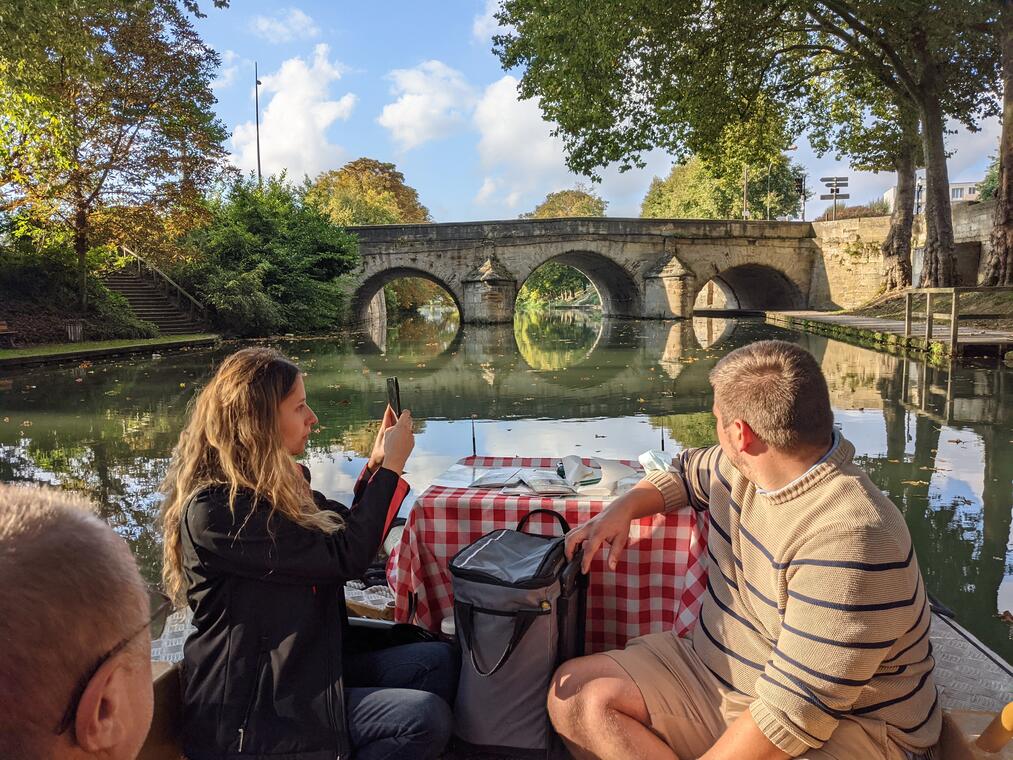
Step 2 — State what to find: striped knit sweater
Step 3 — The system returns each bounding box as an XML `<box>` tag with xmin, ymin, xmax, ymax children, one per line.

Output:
<box><xmin>645</xmin><ymin>438</ymin><xmax>940</xmax><ymax>755</ymax></box>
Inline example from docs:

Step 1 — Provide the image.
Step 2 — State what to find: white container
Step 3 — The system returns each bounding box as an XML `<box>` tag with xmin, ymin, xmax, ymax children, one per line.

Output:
<box><xmin>440</xmin><ymin>616</ymin><xmax>456</xmax><ymax>637</ymax></box>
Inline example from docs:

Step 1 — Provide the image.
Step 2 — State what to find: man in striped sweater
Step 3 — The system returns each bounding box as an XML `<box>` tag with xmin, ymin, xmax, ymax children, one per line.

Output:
<box><xmin>552</xmin><ymin>340</ymin><xmax>939</xmax><ymax>759</ymax></box>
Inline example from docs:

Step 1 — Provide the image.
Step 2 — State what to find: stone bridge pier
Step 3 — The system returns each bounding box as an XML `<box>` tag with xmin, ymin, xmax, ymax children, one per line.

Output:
<box><xmin>348</xmin><ymin>218</ymin><xmax>827</xmax><ymax>324</ymax></box>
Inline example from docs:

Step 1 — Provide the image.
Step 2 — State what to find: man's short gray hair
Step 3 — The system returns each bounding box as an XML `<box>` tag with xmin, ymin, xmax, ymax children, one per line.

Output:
<box><xmin>0</xmin><ymin>484</ymin><xmax>148</xmax><ymax>758</ymax></box>
<box><xmin>708</xmin><ymin>340</ymin><xmax>834</xmax><ymax>450</ymax></box>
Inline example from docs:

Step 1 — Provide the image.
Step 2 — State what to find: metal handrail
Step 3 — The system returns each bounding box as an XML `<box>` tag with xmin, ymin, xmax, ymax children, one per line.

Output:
<box><xmin>901</xmin><ymin>285</ymin><xmax>1013</xmax><ymax>357</ymax></box>
<box><xmin>120</xmin><ymin>244</ymin><xmax>207</xmax><ymax>319</ymax></box>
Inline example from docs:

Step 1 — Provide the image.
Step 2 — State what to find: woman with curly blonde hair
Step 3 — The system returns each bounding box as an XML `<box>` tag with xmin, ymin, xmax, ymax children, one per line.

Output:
<box><xmin>161</xmin><ymin>346</ymin><xmax>454</xmax><ymax>760</ymax></box>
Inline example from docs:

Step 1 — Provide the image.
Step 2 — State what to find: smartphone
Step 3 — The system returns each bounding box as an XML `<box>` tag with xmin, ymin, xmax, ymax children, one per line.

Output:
<box><xmin>386</xmin><ymin>377</ymin><xmax>402</xmax><ymax>416</ymax></box>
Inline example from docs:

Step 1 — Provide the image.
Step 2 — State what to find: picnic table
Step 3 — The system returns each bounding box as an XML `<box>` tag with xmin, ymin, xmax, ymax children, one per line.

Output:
<box><xmin>387</xmin><ymin>456</ymin><xmax>709</xmax><ymax>654</ymax></box>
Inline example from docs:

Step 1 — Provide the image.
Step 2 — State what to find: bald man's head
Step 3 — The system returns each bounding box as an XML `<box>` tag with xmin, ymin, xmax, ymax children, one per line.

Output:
<box><xmin>0</xmin><ymin>484</ymin><xmax>153</xmax><ymax>759</ymax></box>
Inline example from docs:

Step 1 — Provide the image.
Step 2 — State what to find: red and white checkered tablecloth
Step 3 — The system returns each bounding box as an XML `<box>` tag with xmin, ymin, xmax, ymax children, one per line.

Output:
<box><xmin>387</xmin><ymin>456</ymin><xmax>709</xmax><ymax>654</ymax></box>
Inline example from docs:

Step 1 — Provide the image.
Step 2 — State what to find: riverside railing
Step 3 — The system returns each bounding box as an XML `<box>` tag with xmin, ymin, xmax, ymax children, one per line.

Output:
<box><xmin>902</xmin><ymin>286</ymin><xmax>1013</xmax><ymax>356</ymax></box>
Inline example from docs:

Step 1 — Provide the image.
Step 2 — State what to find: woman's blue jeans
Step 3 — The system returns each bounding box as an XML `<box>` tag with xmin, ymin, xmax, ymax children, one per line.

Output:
<box><xmin>343</xmin><ymin>641</ymin><xmax>458</xmax><ymax>760</ymax></box>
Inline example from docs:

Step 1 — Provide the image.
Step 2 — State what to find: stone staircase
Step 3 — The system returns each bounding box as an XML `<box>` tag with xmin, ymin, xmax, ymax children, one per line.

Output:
<box><xmin>103</xmin><ymin>271</ymin><xmax>207</xmax><ymax>335</ymax></box>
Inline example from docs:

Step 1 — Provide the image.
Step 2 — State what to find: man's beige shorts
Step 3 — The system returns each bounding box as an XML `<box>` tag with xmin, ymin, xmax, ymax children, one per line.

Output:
<box><xmin>604</xmin><ymin>632</ymin><xmax>917</xmax><ymax>759</ymax></box>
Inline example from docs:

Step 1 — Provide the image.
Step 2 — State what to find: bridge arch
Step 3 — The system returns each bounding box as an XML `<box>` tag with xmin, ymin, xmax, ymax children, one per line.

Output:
<box><xmin>518</xmin><ymin>250</ymin><xmax>642</xmax><ymax>318</ymax></box>
<box><xmin>694</xmin><ymin>263</ymin><xmax>805</xmax><ymax>312</ymax></box>
<box><xmin>350</xmin><ymin>267</ymin><xmax>462</xmax><ymax>324</ymax></box>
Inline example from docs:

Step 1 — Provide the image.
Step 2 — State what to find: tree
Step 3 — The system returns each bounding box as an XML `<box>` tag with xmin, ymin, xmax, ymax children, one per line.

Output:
<box><xmin>983</xmin><ymin>0</ymin><xmax>1012</xmax><ymax>286</ymax></box>
<box><xmin>306</xmin><ymin>158</ymin><xmax>443</xmax><ymax>313</ymax></box>
<box><xmin>496</xmin><ymin>0</ymin><xmax>1002</xmax><ymax>286</ymax></box>
<box><xmin>520</xmin><ymin>185</ymin><xmax>608</xmax><ymax>218</ymax></box>
<box><xmin>306</xmin><ymin>158</ymin><xmax>432</xmax><ymax>226</ymax></box>
<box><xmin>177</xmin><ymin>175</ymin><xmax>359</xmax><ymax>336</ymax></box>
<box><xmin>0</xmin><ymin>1</ymin><xmax>229</xmax><ymax>311</ymax></box>
<box><xmin>807</xmin><ymin>68</ymin><xmax>923</xmax><ymax>290</ymax></box>
<box><xmin>979</xmin><ymin>153</ymin><xmax>1000</xmax><ymax>201</ymax></box>
<box><xmin>641</xmin><ymin>153</ymin><xmax>804</xmax><ymax>220</ymax></box>
<box><xmin>519</xmin><ymin>185</ymin><xmax>607</xmax><ymax>305</ymax></box>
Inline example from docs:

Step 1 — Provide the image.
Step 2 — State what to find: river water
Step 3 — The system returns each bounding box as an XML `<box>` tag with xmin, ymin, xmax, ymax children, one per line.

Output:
<box><xmin>1</xmin><ymin>311</ymin><xmax>1010</xmax><ymax>662</ymax></box>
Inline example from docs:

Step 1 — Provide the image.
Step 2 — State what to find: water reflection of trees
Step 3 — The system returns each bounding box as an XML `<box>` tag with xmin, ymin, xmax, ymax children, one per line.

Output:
<box><xmin>513</xmin><ymin>309</ymin><xmax>602</xmax><ymax>371</ymax></box>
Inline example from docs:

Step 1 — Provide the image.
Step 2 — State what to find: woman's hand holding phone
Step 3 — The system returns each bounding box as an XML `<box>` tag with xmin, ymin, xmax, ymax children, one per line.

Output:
<box><xmin>367</xmin><ymin>405</ymin><xmax>399</xmax><ymax>472</ymax></box>
<box><xmin>381</xmin><ymin>410</ymin><xmax>414</xmax><ymax>476</ymax></box>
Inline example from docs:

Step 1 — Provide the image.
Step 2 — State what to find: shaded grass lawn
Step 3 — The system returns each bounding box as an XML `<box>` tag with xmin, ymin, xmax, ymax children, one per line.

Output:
<box><xmin>0</xmin><ymin>333</ymin><xmax>218</xmax><ymax>361</ymax></box>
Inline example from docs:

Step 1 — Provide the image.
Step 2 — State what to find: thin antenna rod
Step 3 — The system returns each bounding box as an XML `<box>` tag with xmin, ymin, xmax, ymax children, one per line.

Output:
<box><xmin>254</xmin><ymin>62</ymin><xmax>263</xmax><ymax>187</ymax></box>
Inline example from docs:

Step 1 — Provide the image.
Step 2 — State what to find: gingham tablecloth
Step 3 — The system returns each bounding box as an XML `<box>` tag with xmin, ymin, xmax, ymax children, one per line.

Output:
<box><xmin>387</xmin><ymin>456</ymin><xmax>709</xmax><ymax>654</ymax></box>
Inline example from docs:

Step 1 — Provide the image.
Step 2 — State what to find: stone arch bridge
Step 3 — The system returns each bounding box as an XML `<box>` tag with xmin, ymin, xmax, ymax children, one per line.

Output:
<box><xmin>348</xmin><ymin>217</ymin><xmax>862</xmax><ymax>324</ymax></box>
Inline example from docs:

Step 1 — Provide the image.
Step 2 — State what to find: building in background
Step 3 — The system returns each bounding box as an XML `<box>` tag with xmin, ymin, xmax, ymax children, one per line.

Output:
<box><xmin>883</xmin><ymin>178</ymin><xmax>983</xmax><ymax>213</ymax></box>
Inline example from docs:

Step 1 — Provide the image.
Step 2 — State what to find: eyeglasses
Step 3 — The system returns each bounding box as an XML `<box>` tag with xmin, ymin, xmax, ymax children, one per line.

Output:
<box><xmin>54</xmin><ymin>587</ymin><xmax>174</xmax><ymax>736</ymax></box>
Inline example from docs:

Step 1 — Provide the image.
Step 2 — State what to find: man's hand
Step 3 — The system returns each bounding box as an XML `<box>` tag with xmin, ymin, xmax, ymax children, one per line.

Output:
<box><xmin>565</xmin><ymin>498</ymin><xmax>634</xmax><ymax>573</ymax></box>
<box><xmin>367</xmin><ymin>405</ymin><xmax>399</xmax><ymax>472</ymax></box>
<box><xmin>565</xmin><ymin>480</ymin><xmax>667</xmax><ymax>573</ymax></box>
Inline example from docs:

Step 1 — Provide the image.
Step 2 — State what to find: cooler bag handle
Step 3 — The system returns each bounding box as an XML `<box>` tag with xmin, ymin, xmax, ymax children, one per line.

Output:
<box><xmin>516</xmin><ymin>509</ymin><xmax>570</xmax><ymax>536</ymax></box>
<box><xmin>456</xmin><ymin>602</ymin><xmax>549</xmax><ymax>677</ymax></box>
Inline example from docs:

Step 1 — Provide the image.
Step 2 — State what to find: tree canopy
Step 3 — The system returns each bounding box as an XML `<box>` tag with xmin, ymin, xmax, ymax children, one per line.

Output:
<box><xmin>175</xmin><ymin>175</ymin><xmax>359</xmax><ymax>336</ymax></box>
<box><xmin>641</xmin><ymin>153</ymin><xmax>804</xmax><ymax>221</ymax></box>
<box><xmin>306</xmin><ymin>158</ymin><xmax>432</xmax><ymax>226</ymax></box>
<box><xmin>521</xmin><ymin>185</ymin><xmax>608</xmax><ymax>218</ymax></box>
<box><xmin>0</xmin><ymin>0</ymin><xmax>230</xmax><ymax>309</ymax></box>
<box><xmin>496</xmin><ymin>0</ymin><xmax>1003</xmax><ymax>285</ymax></box>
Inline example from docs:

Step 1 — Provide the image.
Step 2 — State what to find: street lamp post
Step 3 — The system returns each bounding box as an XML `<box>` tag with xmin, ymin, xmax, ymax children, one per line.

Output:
<box><xmin>255</xmin><ymin>62</ymin><xmax>263</xmax><ymax>188</ymax></box>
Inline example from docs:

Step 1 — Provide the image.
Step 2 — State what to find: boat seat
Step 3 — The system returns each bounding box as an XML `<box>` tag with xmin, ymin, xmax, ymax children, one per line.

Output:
<box><xmin>139</xmin><ymin>661</ymin><xmax>184</xmax><ymax>760</ymax></box>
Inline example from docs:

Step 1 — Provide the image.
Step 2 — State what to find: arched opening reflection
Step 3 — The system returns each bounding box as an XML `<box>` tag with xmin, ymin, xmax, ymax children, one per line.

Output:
<box><xmin>352</xmin><ymin>268</ymin><xmax>460</xmax><ymax>353</ymax></box>
<box><xmin>513</xmin><ymin>309</ymin><xmax>603</xmax><ymax>371</ymax></box>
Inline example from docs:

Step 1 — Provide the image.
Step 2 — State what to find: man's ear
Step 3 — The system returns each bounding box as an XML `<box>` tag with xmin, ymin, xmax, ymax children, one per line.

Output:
<box><xmin>737</xmin><ymin>419</ymin><xmax>757</xmax><ymax>452</ymax></box>
<box><xmin>74</xmin><ymin>656</ymin><xmax>134</xmax><ymax>753</ymax></box>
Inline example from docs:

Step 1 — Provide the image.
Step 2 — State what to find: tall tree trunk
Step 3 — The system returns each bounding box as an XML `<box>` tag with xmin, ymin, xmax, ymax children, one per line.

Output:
<box><xmin>916</xmin><ymin>57</ymin><xmax>958</xmax><ymax>286</ymax></box>
<box><xmin>983</xmin><ymin>0</ymin><xmax>1013</xmax><ymax>286</ymax></box>
<box><xmin>75</xmin><ymin>204</ymin><xmax>89</xmax><ymax>314</ymax></box>
<box><xmin>883</xmin><ymin>114</ymin><xmax>919</xmax><ymax>290</ymax></box>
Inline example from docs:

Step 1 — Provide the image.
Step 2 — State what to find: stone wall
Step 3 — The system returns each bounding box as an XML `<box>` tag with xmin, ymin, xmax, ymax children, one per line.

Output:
<box><xmin>809</xmin><ymin>216</ymin><xmax>892</xmax><ymax>309</ymax></box>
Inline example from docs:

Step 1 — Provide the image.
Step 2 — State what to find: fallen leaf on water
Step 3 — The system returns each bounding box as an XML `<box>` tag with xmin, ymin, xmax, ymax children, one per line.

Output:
<box><xmin>901</xmin><ymin>480</ymin><xmax>929</xmax><ymax>486</ymax></box>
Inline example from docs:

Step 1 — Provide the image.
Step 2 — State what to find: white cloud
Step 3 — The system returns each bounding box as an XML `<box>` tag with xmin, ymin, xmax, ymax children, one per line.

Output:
<box><xmin>471</xmin><ymin>75</ymin><xmax>671</xmax><ymax>216</ymax></box>
<box><xmin>213</xmin><ymin>50</ymin><xmax>240</xmax><ymax>91</ymax></box>
<box><xmin>475</xmin><ymin>177</ymin><xmax>499</xmax><ymax>204</ymax></box>
<box><xmin>230</xmin><ymin>45</ymin><xmax>355</xmax><ymax>181</ymax></box>
<box><xmin>377</xmin><ymin>61</ymin><xmax>476</xmax><ymax>151</ymax></box>
<box><xmin>472</xmin><ymin>0</ymin><xmax>511</xmax><ymax>42</ymax></box>
<box><xmin>250</xmin><ymin>8</ymin><xmax>319</xmax><ymax>44</ymax></box>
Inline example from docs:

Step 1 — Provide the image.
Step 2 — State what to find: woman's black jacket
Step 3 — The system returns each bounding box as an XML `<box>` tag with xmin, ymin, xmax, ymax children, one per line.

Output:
<box><xmin>179</xmin><ymin>464</ymin><xmax>408</xmax><ymax>760</ymax></box>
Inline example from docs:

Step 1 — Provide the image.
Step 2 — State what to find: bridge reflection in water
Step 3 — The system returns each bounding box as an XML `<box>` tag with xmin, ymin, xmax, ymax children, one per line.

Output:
<box><xmin>0</xmin><ymin>311</ymin><xmax>1009</xmax><ymax>663</ymax></box>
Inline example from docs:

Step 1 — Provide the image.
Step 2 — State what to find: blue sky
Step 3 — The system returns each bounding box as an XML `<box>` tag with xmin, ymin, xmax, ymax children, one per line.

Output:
<box><xmin>195</xmin><ymin>2</ymin><xmax>1001</xmax><ymax>222</ymax></box>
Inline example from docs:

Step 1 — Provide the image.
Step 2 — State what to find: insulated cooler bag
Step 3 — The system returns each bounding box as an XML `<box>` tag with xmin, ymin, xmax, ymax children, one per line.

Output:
<box><xmin>449</xmin><ymin>509</ymin><xmax>589</xmax><ymax>758</ymax></box>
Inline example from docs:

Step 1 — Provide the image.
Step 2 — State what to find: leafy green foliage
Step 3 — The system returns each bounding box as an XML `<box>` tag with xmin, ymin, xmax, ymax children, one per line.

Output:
<box><xmin>174</xmin><ymin>176</ymin><xmax>359</xmax><ymax>336</ymax></box>
<box><xmin>641</xmin><ymin>154</ymin><xmax>804</xmax><ymax>220</ymax></box>
<box><xmin>0</xmin><ymin>219</ymin><xmax>158</xmax><ymax>342</ymax></box>
<box><xmin>978</xmin><ymin>154</ymin><xmax>1000</xmax><ymax>201</ymax></box>
<box><xmin>520</xmin><ymin>186</ymin><xmax>608</xmax><ymax>218</ymax></box>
